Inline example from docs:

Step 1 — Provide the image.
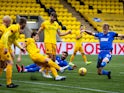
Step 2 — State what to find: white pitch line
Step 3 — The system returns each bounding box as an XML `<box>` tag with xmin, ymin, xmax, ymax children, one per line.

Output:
<box><xmin>11</xmin><ymin>80</ymin><xmax>119</xmax><ymax>93</ymax></box>
<box><xmin>119</xmin><ymin>72</ymin><xmax>124</xmax><ymax>74</ymax></box>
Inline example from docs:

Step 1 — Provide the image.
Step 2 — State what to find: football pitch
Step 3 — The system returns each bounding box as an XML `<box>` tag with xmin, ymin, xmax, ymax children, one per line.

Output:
<box><xmin>0</xmin><ymin>55</ymin><xmax>124</xmax><ymax>93</ymax></box>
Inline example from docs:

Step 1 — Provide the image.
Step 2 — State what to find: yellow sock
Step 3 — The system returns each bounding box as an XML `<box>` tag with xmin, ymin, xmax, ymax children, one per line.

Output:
<box><xmin>48</xmin><ymin>60</ymin><xmax>60</xmax><ymax>70</ymax></box>
<box><xmin>39</xmin><ymin>66</ymin><xmax>45</xmax><ymax>72</ymax></box>
<box><xmin>50</xmin><ymin>67</ymin><xmax>58</xmax><ymax>77</ymax></box>
<box><xmin>45</xmin><ymin>67</ymin><xmax>50</xmax><ymax>75</ymax></box>
<box><xmin>6</xmin><ymin>64</ymin><xmax>12</xmax><ymax>85</ymax></box>
<box><xmin>82</xmin><ymin>54</ymin><xmax>87</xmax><ymax>63</ymax></box>
<box><xmin>70</xmin><ymin>54</ymin><xmax>75</xmax><ymax>62</ymax></box>
<box><xmin>0</xmin><ymin>68</ymin><xmax>3</xmax><ymax>76</ymax></box>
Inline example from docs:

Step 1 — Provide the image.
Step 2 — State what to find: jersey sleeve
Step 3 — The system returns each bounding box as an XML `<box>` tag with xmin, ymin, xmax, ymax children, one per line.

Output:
<box><xmin>14</xmin><ymin>40</ymin><xmax>22</xmax><ymax>49</ymax></box>
<box><xmin>94</xmin><ymin>33</ymin><xmax>100</xmax><ymax>37</ymax></box>
<box><xmin>40</xmin><ymin>22</ymin><xmax>45</xmax><ymax>29</ymax></box>
<box><xmin>111</xmin><ymin>32</ymin><xmax>118</xmax><ymax>37</ymax></box>
<box><xmin>9</xmin><ymin>25</ymin><xmax>19</xmax><ymax>33</ymax></box>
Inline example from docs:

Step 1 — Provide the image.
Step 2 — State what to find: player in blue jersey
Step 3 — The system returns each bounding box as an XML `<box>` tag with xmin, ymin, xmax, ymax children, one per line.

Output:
<box><xmin>16</xmin><ymin>51</ymin><xmax>73</xmax><ymax>73</ymax></box>
<box><xmin>16</xmin><ymin>63</ymin><xmax>41</xmax><ymax>72</ymax></box>
<box><xmin>82</xmin><ymin>23</ymin><xmax>124</xmax><ymax>79</ymax></box>
<box><xmin>55</xmin><ymin>51</ymin><xmax>73</xmax><ymax>70</ymax></box>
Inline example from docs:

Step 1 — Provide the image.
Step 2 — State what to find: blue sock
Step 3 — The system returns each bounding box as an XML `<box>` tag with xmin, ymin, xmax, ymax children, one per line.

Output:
<box><xmin>101</xmin><ymin>62</ymin><xmax>107</xmax><ymax>67</ymax></box>
<box><xmin>102</xmin><ymin>70</ymin><xmax>109</xmax><ymax>75</ymax></box>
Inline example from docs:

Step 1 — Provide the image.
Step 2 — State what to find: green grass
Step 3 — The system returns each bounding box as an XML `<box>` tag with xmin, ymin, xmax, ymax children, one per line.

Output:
<box><xmin>0</xmin><ymin>55</ymin><xmax>124</xmax><ymax>93</ymax></box>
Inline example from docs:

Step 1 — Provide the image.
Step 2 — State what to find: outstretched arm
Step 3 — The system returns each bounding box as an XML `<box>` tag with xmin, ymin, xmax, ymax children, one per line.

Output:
<box><xmin>57</xmin><ymin>29</ymin><xmax>71</xmax><ymax>36</ymax></box>
<box><xmin>118</xmin><ymin>34</ymin><xmax>124</xmax><ymax>38</ymax></box>
<box><xmin>81</xmin><ymin>30</ymin><xmax>95</xmax><ymax>36</ymax></box>
<box><xmin>37</xmin><ymin>26</ymin><xmax>44</xmax><ymax>34</ymax></box>
<box><xmin>37</xmin><ymin>22</ymin><xmax>45</xmax><ymax>34</ymax></box>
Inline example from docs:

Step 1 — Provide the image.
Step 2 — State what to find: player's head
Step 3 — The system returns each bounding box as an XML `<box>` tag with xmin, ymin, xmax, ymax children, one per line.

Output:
<box><xmin>2</xmin><ymin>15</ymin><xmax>12</xmax><ymax>28</ymax></box>
<box><xmin>50</xmin><ymin>12</ymin><xmax>57</xmax><ymax>22</ymax></box>
<box><xmin>103</xmin><ymin>23</ymin><xmax>109</xmax><ymax>33</ymax></box>
<box><xmin>31</xmin><ymin>31</ymin><xmax>39</xmax><ymax>41</ymax></box>
<box><xmin>19</xmin><ymin>17</ymin><xmax>27</xmax><ymax>30</ymax></box>
<box><xmin>61</xmin><ymin>51</ymin><xmax>68</xmax><ymax>60</ymax></box>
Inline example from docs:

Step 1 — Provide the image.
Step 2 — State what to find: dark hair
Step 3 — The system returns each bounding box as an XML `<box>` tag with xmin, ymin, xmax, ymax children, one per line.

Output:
<box><xmin>19</xmin><ymin>17</ymin><xmax>27</xmax><ymax>25</ymax></box>
<box><xmin>62</xmin><ymin>51</ymin><xmax>68</xmax><ymax>56</ymax></box>
<box><xmin>50</xmin><ymin>12</ymin><xmax>57</xmax><ymax>18</ymax></box>
<box><xmin>31</xmin><ymin>31</ymin><xmax>38</xmax><ymax>38</ymax></box>
<box><xmin>103</xmin><ymin>23</ymin><xmax>109</xmax><ymax>28</ymax></box>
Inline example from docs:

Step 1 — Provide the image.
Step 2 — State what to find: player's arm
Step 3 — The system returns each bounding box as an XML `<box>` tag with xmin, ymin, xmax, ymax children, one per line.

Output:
<box><xmin>17</xmin><ymin>50</ymin><xmax>22</xmax><ymax>63</ymax></box>
<box><xmin>117</xmin><ymin>34</ymin><xmax>124</xmax><ymax>38</ymax></box>
<box><xmin>57</xmin><ymin>29</ymin><xmax>71</xmax><ymax>36</ymax></box>
<box><xmin>76</xmin><ymin>34</ymin><xmax>82</xmax><ymax>40</ymax></box>
<box><xmin>81</xmin><ymin>30</ymin><xmax>95</xmax><ymax>36</ymax></box>
<box><xmin>14</xmin><ymin>40</ymin><xmax>25</xmax><ymax>53</ymax></box>
<box><xmin>14</xmin><ymin>40</ymin><xmax>22</xmax><ymax>49</ymax></box>
<box><xmin>37</xmin><ymin>23</ymin><xmax>45</xmax><ymax>34</ymax></box>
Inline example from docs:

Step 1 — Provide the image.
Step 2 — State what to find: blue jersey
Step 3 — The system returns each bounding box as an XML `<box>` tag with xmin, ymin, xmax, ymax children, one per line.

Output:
<box><xmin>95</xmin><ymin>32</ymin><xmax>117</xmax><ymax>51</ymax></box>
<box><xmin>56</xmin><ymin>56</ymin><xmax>73</xmax><ymax>70</ymax></box>
<box><xmin>25</xmin><ymin>56</ymin><xmax>72</xmax><ymax>72</ymax></box>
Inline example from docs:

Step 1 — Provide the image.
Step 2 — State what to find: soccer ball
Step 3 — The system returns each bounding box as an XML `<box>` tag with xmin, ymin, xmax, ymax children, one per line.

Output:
<box><xmin>78</xmin><ymin>67</ymin><xmax>87</xmax><ymax>76</ymax></box>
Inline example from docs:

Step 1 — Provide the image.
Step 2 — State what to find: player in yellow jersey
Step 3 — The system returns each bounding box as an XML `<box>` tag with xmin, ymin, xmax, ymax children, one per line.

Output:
<box><xmin>0</xmin><ymin>17</ymin><xmax>26</xmax><ymax>88</ymax></box>
<box><xmin>0</xmin><ymin>15</ymin><xmax>12</xmax><ymax>38</ymax></box>
<box><xmin>69</xmin><ymin>25</ymin><xmax>92</xmax><ymax>67</ymax></box>
<box><xmin>37</xmin><ymin>12</ymin><xmax>71</xmax><ymax>61</ymax></box>
<box><xmin>23</xmin><ymin>32</ymin><xmax>68</xmax><ymax>80</ymax></box>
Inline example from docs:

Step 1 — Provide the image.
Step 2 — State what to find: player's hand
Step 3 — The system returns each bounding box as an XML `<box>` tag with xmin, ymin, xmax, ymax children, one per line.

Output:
<box><xmin>17</xmin><ymin>57</ymin><xmax>21</xmax><ymax>63</ymax></box>
<box><xmin>80</xmin><ymin>30</ymin><xmax>85</xmax><ymax>34</ymax></box>
<box><xmin>76</xmin><ymin>36</ymin><xmax>80</xmax><ymax>40</ymax></box>
<box><xmin>68</xmin><ymin>30</ymin><xmax>72</xmax><ymax>34</ymax></box>
<box><xmin>4</xmin><ymin>48</ymin><xmax>8</xmax><ymax>54</ymax></box>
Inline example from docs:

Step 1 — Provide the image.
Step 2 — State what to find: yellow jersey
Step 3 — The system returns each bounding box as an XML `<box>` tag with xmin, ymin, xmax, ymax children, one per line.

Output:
<box><xmin>0</xmin><ymin>24</ymin><xmax>11</xmax><ymax>38</ymax></box>
<box><xmin>25</xmin><ymin>38</ymin><xmax>40</xmax><ymax>55</ymax></box>
<box><xmin>75</xmin><ymin>31</ymin><xmax>83</xmax><ymax>47</ymax></box>
<box><xmin>17</xmin><ymin>34</ymin><xmax>26</xmax><ymax>42</ymax></box>
<box><xmin>1</xmin><ymin>24</ymin><xmax>21</xmax><ymax>49</ymax></box>
<box><xmin>41</xmin><ymin>20</ymin><xmax>59</xmax><ymax>44</ymax></box>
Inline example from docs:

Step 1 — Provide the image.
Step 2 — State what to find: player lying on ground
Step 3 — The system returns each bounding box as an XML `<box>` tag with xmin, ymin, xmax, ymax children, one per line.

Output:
<box><xmin>16</xmin><ymin>51</ymin><xmax>74</xmax><ymax>78</ymax></box>
<box><xmin>81</xmin><ymin>23</ymin><xmax>124</xmax><ymax>79</ymax></box>
<box><xmin>20</xmin><ymin>32</ymin><xmax>68</xmax><ymax>80</ymax></box>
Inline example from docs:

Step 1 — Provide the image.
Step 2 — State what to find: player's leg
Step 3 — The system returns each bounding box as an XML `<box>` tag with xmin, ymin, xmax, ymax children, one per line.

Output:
<box><xmin>5</xmin><ymin>53</ymin><xmax>18</xmax><ymax>88</ymax></box>
<box><xmin>51</xmin><ymin>44</ymin><xmax>56</xmax><ymax>62</ymax></box>
<box><xmin>97</xmin><ymin>52</ymin><xmax>111</xmax><ymax>79</ymax></box>
<box><xmin>0</xmin><ymin>67</ymin><xmax>3</xmax><ymax>86</ymax></box>
<box><xmin>25</xmin><ymin>66</ymin><xmax>40</xmax><ymax>72</ymax></box>
<box><xmin>44</xmin><ymin>43</ymin><xmax>53</xmax><ymax>61</ymax></box>
<box><xmin>49</xmin><ymin>67</ymin><xmax>66</xmax><ymax>81</ymax></box>
<box><xmin>46</xmin><ymin>58</ymin><xmax>69</xmax><ymax>72</ymax></box>
<box><xmin>21</xmin><ymin>64</ymin><xmax>38</xmax><ymax>72</ymax></box>
<box><xmin>101</xmin><ymin>57</ymin><xmax>111</xmax><ymax>79</ymax></box>
<box><xmin>80</xmin><ymin>47</ymin><xmax>92</xmax><ymax>65</ymax></box>
<box><xmin>16</xmin><ymin>64</ymin><xmax>21</xmax><ymax>72</ymax></box>
<box><xmin>39</xmin><ymin>65</ymin><xmax>53</xmax><ymax>78</ymax></box>
<box><xmin>69</xmin><ymin>47</ymin><xmax>77</xmax><ymax>66</ymax></box>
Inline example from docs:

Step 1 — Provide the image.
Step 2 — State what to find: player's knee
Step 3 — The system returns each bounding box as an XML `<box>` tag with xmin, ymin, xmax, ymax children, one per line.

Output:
<box><xmin>100</xmin><ymin>62</ymin><xmax>107</xmax><ymax>67</ymax></box>
<box><xmin>81</xmin><ymin>52</ymin><xmax>85</xmax><ymax>55</ymax></box>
